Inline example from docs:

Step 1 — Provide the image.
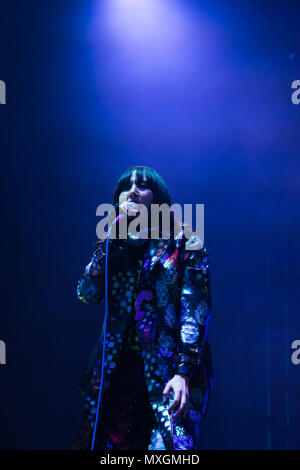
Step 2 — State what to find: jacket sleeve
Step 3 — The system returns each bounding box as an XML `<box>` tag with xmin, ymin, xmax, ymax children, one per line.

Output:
<box><xmin>175</xmin><ymin>240</ymin><xmax>212</xmax><ymax>379</ymax></box>
<box><xmin>77</xmin><ymin>240</ymin><xmax>119</xmax><ymax>305</ymax></box>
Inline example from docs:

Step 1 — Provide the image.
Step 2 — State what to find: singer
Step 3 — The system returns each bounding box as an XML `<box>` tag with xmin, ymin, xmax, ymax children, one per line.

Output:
<box><xmin>72</xmin><ymin>166</ymin><xmax>213</xmax><ymax>450</ymax></box>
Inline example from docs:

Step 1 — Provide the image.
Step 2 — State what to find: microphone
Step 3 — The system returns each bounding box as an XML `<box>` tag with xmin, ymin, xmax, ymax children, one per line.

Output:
<box><xmin>111</xmin><ymin>201</ymin><xmax>139</xmax><ymax>225</ymax></box>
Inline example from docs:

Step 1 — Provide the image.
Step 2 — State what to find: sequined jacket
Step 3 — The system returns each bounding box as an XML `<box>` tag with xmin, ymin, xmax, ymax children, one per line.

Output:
<box><xmin>73</xmin><ymin>230</ymin><xmax>213</xmax><ymax>450</ymax></box>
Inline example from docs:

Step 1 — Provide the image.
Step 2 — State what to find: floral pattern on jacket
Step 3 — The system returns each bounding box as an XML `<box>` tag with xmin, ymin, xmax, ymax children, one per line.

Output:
<box><xmin>73</xmin><ymin>229</ymin><xmax>213</xmax><ymax>450</ymax></box>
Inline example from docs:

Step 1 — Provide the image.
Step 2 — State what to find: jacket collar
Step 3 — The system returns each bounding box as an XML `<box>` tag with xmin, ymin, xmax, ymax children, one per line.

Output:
<box><xmin>109</xmin><ymin>228</ymin><xmax>185</xmax><ymax>271</ymax></box>
<box><xmin>143</xmin><ymin>237</ymin><xmax>174</xmax><ymax>271</ymax></box>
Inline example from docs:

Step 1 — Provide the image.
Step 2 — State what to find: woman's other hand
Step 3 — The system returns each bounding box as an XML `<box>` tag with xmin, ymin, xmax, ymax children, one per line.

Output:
<box><xmin>163</xmin><ymin>374</ymin><xmax>189</xmax><ymax>420</ymax></box>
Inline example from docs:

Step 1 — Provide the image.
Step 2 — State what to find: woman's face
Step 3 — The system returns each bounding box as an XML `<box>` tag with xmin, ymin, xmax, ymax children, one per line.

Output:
<box><xmin>118</xmin><ymin>169</ymin><xmax>154</xmax><ymax>210</ymax></box>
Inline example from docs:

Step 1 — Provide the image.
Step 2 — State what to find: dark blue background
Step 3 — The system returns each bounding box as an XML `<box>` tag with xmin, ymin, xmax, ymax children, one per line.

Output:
<box><xmin>0</xmin><ymin>0</ymin><xmax>299</xmax><ymax>449</ymax></box>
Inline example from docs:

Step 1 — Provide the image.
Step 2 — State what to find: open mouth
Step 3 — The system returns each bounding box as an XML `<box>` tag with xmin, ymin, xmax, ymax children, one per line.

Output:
<box><xmin>128</xmin><ymin>198</ymin><xmax>140</xmax><ymax>203</ymax></box>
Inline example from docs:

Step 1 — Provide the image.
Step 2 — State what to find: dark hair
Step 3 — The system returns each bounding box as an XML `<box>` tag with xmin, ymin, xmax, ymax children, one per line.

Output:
<box><xmin>113</xmin><ymin>166</ymin><xmax>171</xmax><ymax>206</ymax></box>
<box><xmin>111</xmin><ymin>166</ymin><xmax>187</xmax><ymax>240</ymax></box>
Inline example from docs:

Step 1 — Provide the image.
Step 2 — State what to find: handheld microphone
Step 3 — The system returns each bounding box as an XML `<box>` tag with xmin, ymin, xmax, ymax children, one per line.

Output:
<box><xmin>111</xmin><ymin>201</ymin><xmax>139</xmax><ymax>225</ymax></box>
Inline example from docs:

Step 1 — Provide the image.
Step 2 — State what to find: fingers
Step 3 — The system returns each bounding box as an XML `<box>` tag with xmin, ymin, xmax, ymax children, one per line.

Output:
<box><xmin>120</xmin><ymin>201</ymin><xmax>140</xmax><ymax>217</ymax></box>
<box><xmin>169</xmin><ymin>385</ymin><xmax>189</xmax><ymax>420</ymax></box>
<box><xmin>172</xmin><ymin>394</ymin><xmax>189</xmax><ymax>420</ymax></box>
<box><xmin>167</xmin><ymin>390</ymin><xmax>182</xmax><ymax>412</ymax></box>
<box><xmin>163</xmin><ymin>377</ymin><xmax>190</xmax><ymax>421</ymax></box>
<box><xmin>163</xmin><ymin>382</ymin><xmax>172</xmax><ymax>404</ymax></box>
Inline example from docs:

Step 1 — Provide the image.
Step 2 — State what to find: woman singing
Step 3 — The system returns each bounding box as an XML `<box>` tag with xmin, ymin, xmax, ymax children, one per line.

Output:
<box><xmin>73</xmin><ymin>166</ymin><xmax>213</xmax><ymax>450</ymax></box>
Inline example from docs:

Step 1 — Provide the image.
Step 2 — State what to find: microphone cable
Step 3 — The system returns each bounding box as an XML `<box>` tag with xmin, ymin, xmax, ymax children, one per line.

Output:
<box><xmin>91</xmin><ymin>206</ymin><xmax>119</xmax><ymax>450</ymax></box>
<box><xmin>90</xmin><ymin>201</ymin><xmax>138</xmax><ymax>450</ymax></box>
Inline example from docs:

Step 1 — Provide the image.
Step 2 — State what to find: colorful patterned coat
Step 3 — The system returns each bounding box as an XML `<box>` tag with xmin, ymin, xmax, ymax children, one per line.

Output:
<box><xmin>73</xmin><ymin>230</ymin><xmax>213</xmax><ymax>450</ymax></box>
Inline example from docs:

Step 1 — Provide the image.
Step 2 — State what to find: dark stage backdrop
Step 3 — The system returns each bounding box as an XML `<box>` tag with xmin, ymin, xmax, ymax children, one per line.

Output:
<box><xmin>0</xmin><ymin>0</ymin><xmax>299</xmax><ymax>449</ymax></box>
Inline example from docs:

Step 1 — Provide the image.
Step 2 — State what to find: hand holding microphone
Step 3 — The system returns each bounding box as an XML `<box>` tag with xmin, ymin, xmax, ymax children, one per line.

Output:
<box><xmin>115</xmin><ymin>201</ymin><xmax>140</xmax><ymax>223</ymax></box>
<box><xmin>112</xmin><ymin>200</ymin><xmax>140</xmax><ymax>225</ymax></box>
